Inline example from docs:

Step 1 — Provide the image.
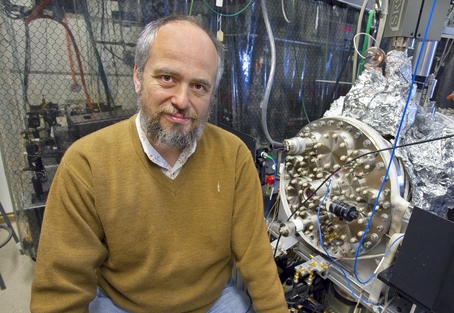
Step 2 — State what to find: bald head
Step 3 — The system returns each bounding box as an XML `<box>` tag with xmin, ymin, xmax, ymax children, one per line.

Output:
<box><xmin>134</xmin><ymin>15</ymin><xmax>225</xmax><ymax>91</ymax></box>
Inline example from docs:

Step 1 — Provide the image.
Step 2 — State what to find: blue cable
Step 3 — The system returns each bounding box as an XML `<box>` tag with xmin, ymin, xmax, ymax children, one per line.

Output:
<box><xmin>353</xmin><ymin>0</ymin><xmax>438</xmax><ymax>284</ymax></box>
<box><xmin>316</xmin><ymin>178</ymin><xmax>405</xmax><ymax>306</ymax></box>
<box><xmin>316</xmin><ymin>178</ymin><xmax>378</xmax><ymax>305</ymax></box>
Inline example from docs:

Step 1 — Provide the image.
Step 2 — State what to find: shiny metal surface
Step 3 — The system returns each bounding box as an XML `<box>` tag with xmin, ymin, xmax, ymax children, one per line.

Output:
<box><xmin>280</xmin><ymin>116</ymin><xmax>406</xmax><ymax>259</ymax></box>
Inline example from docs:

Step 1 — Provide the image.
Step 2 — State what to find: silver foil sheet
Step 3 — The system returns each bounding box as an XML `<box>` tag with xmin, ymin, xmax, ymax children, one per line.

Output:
<box><xmin>397</xmin><ymin>111</ymin><xmax>454</xmax><ymax>217</ymax></box>
<box><xmin>324</xmin><ymin>50</ymin><xmax>418</xmax><ymax>137</ymax></box>
<box><xmin>324</xmin><ymin>50</ymin><xmax>454</xmax><ymax>217</ymax></box>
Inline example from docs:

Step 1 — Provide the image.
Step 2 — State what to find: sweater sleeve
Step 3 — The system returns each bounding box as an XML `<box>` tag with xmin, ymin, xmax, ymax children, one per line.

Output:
<box><xmin>30</xmin><ymin>150</ymin><xmax>108</xmax><ymax>313</ymax></box>
<box><xmin>231</xmin><ymin>145</ymin><xmax>288</xmax><ymax>313</ymax></box>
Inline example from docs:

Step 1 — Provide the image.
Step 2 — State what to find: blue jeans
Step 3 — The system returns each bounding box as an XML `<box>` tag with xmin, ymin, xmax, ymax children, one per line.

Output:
<box><xmin>89</xmin><ymin>277</ymin><xmax>255</xmax><ymax>313</ymax></box>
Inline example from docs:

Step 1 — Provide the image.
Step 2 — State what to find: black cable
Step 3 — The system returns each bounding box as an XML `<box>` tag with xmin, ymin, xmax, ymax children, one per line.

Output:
<box><xmin>323</xmin><ymin>36</ymin><xmax>354</xmax><ymax>113</ymax></box>
<box><xmin>80</xmin><ymin>0</ymin><xmax>114</xmax><ymax>110</ymax></box>
<box><xmin>288</xmin><ymin>132</ymin><xmax>454</xmax><ymax>222</ymax></box>
<box><xmin>273</xmin><ymin>132</ymin><xmax>454</xmax><ymax>258</ymax></box>
<box><xmin>348</xmin><ymin>133</ymin><xmax>454</xmax><ymax>164</ymax></box>
<box><xmin>23</xmin><ymin>23</ymin><xmax>31</xmax><ymax>107</ymax></box>
<box><xmin>2</xmin><ymin>0</ymin><xmax>27</xmax><ymax>19</ymax></box>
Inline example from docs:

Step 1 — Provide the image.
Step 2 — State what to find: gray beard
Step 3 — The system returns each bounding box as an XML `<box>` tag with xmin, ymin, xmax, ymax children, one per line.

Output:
<box><xmin>138</xmin><ymin>98</ymin><xmax>210</xmax><ymax>150</ymax></box>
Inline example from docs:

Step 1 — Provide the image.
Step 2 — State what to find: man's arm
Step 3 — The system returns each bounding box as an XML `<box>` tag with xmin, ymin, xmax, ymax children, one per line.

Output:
<box><xmin>30</xmin><ymin>153</ymin><xmax>108</xmax><ymax>313</ymax></box>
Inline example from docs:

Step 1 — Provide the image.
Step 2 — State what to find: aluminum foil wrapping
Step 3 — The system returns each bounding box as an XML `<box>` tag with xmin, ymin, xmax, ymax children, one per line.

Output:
<box><xmin>397</xmin><ymin>111</ymin><xmax>454</xmax><ymax>217</ymax></box>
<box><xmin>324</xmin><ymin>49</ymin><xmax>454</xmax><ymax>217</ymax></box>
<box><xmin>324</xmin><ymin>50</ymin><xmax>418</xmax><ymax>137</ymax></box>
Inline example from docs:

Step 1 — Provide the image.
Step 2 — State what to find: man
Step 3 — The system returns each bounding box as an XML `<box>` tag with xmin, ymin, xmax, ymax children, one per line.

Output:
<box><xmin>31</xmin><ymin>14</ymin><xmax>288</xmax><ymax>313</ymax></box>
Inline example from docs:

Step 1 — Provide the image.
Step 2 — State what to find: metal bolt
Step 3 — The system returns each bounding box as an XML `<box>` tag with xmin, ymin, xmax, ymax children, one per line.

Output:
<box><xmin>370</xmin><ymin>233</ymin><xmax>379</xmax><ymax>242</ymax></box>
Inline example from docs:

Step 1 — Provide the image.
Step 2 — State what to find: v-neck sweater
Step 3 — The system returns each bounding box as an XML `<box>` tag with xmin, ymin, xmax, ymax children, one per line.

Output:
<box><xmin>31</xmin><ymin>115</ymin><xmax>287</xmax><ymax>313</ymax></box>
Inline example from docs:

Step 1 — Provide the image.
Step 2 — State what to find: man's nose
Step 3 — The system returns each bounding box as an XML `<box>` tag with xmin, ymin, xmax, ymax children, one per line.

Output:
<box><xmin>170</xmin><ymin>84</ymin><xmax>190</xmax><ymax>110</ymax></box>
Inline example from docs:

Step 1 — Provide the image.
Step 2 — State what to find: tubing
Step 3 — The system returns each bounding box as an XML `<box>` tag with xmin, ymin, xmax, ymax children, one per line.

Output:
<box><xmin>27</xmin><ymin>15</ymin><xmax>94</xmax><ymax>110</ymax></box>
<box><xmin>260</xmin><ymin>0</ymin><xmax>284</xmax><ymax>149</ymax></box>
<box><xmin>352</xmin><ymin>0</ymin><xmax>370</xmax><ymax>83</ymax></box>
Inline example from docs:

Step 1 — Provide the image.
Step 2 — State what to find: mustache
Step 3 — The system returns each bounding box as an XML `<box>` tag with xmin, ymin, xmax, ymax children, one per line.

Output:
<box><xmin>155</xmin><ymin>106</ymin><xmax>199</xmax><ymax>120</ymax></box>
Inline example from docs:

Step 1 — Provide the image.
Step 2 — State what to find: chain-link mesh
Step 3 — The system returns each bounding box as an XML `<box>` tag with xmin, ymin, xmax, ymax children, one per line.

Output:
<box><xmin>216</xmin><ymin>0</ymin><xmax>358</xmax><ymax>145</ymax></box>
<box><xmin>0</xmin><ymin>0</ymin><xmax>357</xmax><ymax>260</ymax></box>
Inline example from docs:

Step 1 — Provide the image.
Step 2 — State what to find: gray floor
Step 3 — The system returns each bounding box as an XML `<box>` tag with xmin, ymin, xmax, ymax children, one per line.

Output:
<box><xmin>0</xmin><ymin>222</ymin><xmax>35</xmax><ymax>313</ymax></box>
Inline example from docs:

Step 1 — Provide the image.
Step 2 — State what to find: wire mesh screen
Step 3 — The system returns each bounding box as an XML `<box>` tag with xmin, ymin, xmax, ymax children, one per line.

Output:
<box><xmin>217</xmin><ymin>1</ymin><xmax>358</xmax><ymax>145</ymax></box>
<box><xmin>0</xmin><ymin>0</ymin><xmax>357</xmax><ymax>259</ymax></box>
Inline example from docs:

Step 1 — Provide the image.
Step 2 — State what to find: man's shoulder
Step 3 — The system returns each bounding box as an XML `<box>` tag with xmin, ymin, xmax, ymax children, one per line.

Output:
<box><xmin>204</xmin><ymin>123</ymin><xmax>243</xmax><ymax>143</ymax></box>
<box><xmin>202</xmin><ymin>123</ymin><xmax>254</xmax><ymax>159</ymax></box>
<box><xmin>65</xmin><ymin>115</ymin><xmax>136</xmax><ymax>155</ymax></box>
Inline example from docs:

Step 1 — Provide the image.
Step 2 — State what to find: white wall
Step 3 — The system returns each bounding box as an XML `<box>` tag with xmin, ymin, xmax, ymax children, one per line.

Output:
<box><xmin>0</xmin><ymin>149</ymin><xmax>14</xmax><ymax>214</ymax></box>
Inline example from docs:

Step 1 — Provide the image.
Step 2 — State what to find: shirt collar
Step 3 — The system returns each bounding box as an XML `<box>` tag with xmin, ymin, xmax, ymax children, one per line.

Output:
<box><xmin>135</xmin><ymin>111</ymin><xmax>197</xmax><ymax>179</ymax></box>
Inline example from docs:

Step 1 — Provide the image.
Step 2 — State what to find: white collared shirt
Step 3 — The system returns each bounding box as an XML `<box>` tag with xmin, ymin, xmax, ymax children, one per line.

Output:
<box><xmin>135</xmin><ymin>112</ymin><xmax>197</xmax><ymax>179</ymax></box>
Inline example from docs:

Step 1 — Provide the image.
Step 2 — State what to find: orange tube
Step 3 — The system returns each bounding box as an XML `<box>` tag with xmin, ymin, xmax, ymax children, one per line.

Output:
<box><xmin>24</xmin><ymin>0</ymin><xmax>50</xmax><ymax>25</ymax></box>
<box><xmin>62</xmin><ymin>16</ymin><xmax>79</xmax><ymax>89</ymax></box>
<box><xmin>25</xmin><ymin>15</ymin><xmax>93</xmax><ymax>110</ymax></box>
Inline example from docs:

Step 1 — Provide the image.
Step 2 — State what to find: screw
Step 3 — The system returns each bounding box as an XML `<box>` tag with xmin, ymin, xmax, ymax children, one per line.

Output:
<box><xmin>371</xmin><ymin>233</ymin><xmax>379</xmax><ymax>242</ymax></box>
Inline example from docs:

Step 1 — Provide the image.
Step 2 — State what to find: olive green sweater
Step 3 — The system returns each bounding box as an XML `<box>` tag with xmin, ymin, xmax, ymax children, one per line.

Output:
<box><xmin>31</xmin><ymin>115</ymin><xmax>287</xmax><ymax>312</ymax></box>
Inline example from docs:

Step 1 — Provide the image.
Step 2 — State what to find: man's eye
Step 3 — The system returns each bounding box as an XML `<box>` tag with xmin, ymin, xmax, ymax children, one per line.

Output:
<box><xmin>162</xmin><ymin>75</ymin><xmax>172</xmax><ymax>82</ymax></box>
<box><xmin>194</xmin><ymin>84</ymin><xmax>206</xmax><ymax>91</ymax></box>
